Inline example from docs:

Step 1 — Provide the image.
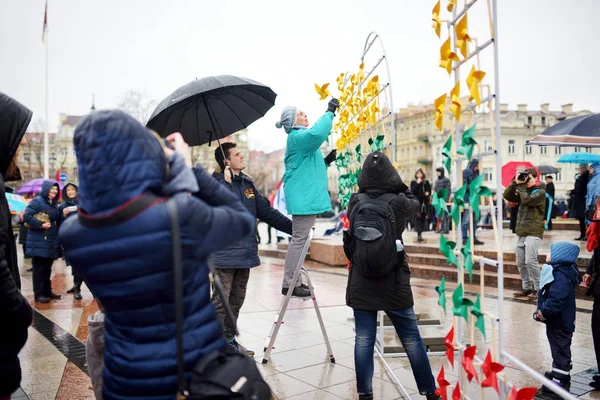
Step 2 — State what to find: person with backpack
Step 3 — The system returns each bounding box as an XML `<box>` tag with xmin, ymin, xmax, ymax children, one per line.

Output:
<box><xmin>410</xmin><ymin>168</ymin><xmax>431</xmax><ymax>242</ymax></box>
<box><xmin>343</xmin><ymin>151</ymin><xmax>441</xmax><ymax>400</ymax></box>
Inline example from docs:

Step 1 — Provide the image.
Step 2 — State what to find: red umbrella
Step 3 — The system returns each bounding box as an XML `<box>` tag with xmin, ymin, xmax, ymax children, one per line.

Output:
<box><xmin>501</xmin><ymin>161</ymin><xmax>539</xmax><ymax>187</ymax></box>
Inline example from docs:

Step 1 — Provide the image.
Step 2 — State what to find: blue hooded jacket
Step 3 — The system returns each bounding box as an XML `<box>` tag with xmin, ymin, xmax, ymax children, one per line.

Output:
<box><xmin>586</xmin><ymin>163</ymin><xmax>600</xmax><ymax>211</ymax></box>
<box><xmin>23</xmin><ymin>181</ymin><xmax>61</xmax><ymax>259</ymax></box>
<box><xmin>208</xmin><ymin>170</ymin><xmax>292</xmax><ymax>268</ymax></box>
<box><xmin>537</xmin><ymin>242</ymin><xmax>582</xmax><ymax>332</ymax></box>
<box><xmin>58</xmin><ymin>110</ymin><xmax>255</xmax><ymax>400</ymax></box>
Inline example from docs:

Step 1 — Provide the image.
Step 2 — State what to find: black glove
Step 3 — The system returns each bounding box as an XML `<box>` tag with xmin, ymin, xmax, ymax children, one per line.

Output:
<box><xmin>327</xmin><ymin>98</ymin><xmax>340</xmax><ymax>114</ymax></box>
<box><xmin>324</xmin><ymin>149</ymin><xmax>337</xmax><ymax>166</ymax></box>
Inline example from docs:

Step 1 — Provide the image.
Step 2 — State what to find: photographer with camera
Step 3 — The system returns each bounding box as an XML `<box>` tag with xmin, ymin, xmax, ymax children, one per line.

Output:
<box><xmin>503</xmin><ymin>168</ymin><xmax>546</xmax><ymax>300</ymax></box>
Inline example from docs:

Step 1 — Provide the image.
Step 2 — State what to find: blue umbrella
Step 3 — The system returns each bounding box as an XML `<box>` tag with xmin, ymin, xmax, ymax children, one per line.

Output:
<box><xmin>557</xmin><ymin>152</ymin><xmax>600</xmax><ymax>164</ymax></box>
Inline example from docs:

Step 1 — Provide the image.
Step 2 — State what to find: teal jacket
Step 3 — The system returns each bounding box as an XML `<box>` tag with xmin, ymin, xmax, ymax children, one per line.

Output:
<box><xmin>283</xmin><ymin>111</ymin><xmax>334</xmax><ymax>215</ymax></box>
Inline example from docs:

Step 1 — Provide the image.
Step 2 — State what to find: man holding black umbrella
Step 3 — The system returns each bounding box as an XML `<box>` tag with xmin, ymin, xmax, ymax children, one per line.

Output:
<box><xmin>275</xmin><ymin>99</ymin><xmax>339</xmax><ymax>297</ymax></box>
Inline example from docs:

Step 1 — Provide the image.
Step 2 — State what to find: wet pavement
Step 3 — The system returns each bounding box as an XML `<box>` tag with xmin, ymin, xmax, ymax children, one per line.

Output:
<box><xmin>13</xmin><ymin>224</ymin><xmax>600</xmax><ymax>399</ymax></box>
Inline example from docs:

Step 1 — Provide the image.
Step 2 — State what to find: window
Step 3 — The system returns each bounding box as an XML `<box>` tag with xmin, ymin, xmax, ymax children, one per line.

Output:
<box><xmin>540</xmin><ymin>147</ymin><xmax>547</xmax><ymax>155</ymax></box>
<box><xmin>436</xmin><ymin>146</ymin><xmax>441</xmax><ymax>159</ymax></box>
<box><xmin>555</xmin><ymin>147</ymin><xmax>561</xmax><ymax>155</ymax></box>
<box><xmin>49</xmin><ymin>153</ymin><xmax>57</xmax><ymax>161</ymax></box>
<box><xmin>413</xmin><ymin>147</ymin><xmax>417</xmax><ymax>157</ymax></box>
<box><xmin>575</xmin><ymin>147</ymin><xmax>581</xmax><ymax>152</ymax></box>
<box><xmin>527</xmin><ymin>116</ymin><xmax>532</xmax><ymax>125</ymax></box>
<box><xmin>556</xmin><ymin>168</ymin><xmax>562</xmax><ymax>181</ymax></box>
<box><xmin>541</xmin><ymin>116</ymin><xmax>546</xmax><ymax>126</ymax></box>
<box><xmin>587</xmin><ymin>147</ymin><xmax>593</xmax><ymax>153</ymax></box>
<box><xmin>508</xmin><ymin>140</ymin><xmax>515</xmax><ymax>154</ymax></box>
<box><xmin>484</xmin><ymin>140</ymin><xmax>493</xmax><ymax>152</ymax></box>
<box><xmin>483</xmin><ymin>168</ymin><xmax>493</xmax><ymax>182</ymax></box>
<box><xmin>525</xmin><ymin>146</ymin><xmax>532</xmax><ymax>155</ymax></box>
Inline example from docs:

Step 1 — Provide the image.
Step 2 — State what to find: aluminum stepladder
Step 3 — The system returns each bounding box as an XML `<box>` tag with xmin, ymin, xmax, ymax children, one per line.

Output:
<box><xmin>262</xmin><ymin>227</ymin><xmax>335</xmax><ymax>365</ymax></box>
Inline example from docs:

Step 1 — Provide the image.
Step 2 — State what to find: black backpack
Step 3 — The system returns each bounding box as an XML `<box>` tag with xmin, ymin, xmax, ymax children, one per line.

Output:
<box><xmin>349</xmin><ymin>193</ymin><xmax>398</xmax><ymax>278</ymax></box>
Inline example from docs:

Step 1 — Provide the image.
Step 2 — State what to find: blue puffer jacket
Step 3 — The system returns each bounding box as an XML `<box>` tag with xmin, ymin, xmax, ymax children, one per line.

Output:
<box><xmin>23</xmin><ymin>181</ymin><xmax>61</xmax><ymax>259</ymax></box>
<box><xmin>58</xmin><ymin>110</ymin><xmax>255</xmax><ymax>400</ymax></box>
<box><xmin>586</xmin><ymin>164</ymin><xmax>600</xmax><ymax>211</ymax></box>
<box><xmin>208</xmin><ymin>170</ymin><xmax>292</xmax><ymax>268</ymax></box>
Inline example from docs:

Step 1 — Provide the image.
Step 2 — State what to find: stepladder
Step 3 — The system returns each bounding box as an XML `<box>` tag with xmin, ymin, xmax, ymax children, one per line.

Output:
<box><xmin>262</xmin><ymin>227</ymin><xmax>335</xmax><ymax>365</ymax></box>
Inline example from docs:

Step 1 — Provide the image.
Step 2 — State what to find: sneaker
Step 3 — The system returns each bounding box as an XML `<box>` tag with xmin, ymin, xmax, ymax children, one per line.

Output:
<box><xmin>474</xmin><ymin>239</ymin><xmax>485</xmax><ymax>245</ymax></box>
<box><xmin>281</xmin><ymin>286</ymin><xmax>311</xmax><ymax>297</ymax></box>
<box><xmin>358</xmin><ymin>394</ymin><xmax>373</xmax><ymax>400</ymax></box>
<box><xmin>49</xmin><ymin>293</ymin><xmax>62</xmax><ymax>300</ymax></box>
<box><xmin>513</xmin><ymin>289</ymin><xmax>533</xmax><ymax>297</ymax></box>
<box><xmin>527</xmin><ymin>290</ymin><xmax>538</xmax><ymax>300</ymax></box>
<box><xmin>426</xmin><ymin>394</ymin><xmax>443</xmax><ymax>400</ymax></box>
<box><xmin>35</xmin><ymin>296</ymin><xmax>50</xmax><ymax>303</ymax></box>
<box><xmin>229</xmin><ymin>338</ymin><xmax>255</xmax><ymax>357</ymax></box>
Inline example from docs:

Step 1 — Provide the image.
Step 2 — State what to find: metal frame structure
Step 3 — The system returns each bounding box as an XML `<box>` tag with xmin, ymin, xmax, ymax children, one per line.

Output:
<box><xmin>262</xmin><ymin>228</ymin><xmax>335</xmax><ymax>365</ymax></box>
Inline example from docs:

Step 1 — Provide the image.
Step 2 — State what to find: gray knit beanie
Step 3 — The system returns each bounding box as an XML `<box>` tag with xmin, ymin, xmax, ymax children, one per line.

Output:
<box><xmin>275</xmin><ymin>106</ymin><xmax>297</xmax><ymax>133</ymax></box>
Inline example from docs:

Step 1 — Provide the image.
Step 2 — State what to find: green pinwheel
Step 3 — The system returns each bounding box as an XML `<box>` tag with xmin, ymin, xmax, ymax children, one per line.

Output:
<box><xmin>440</xmin><ymin>235</ymin><xmax>458</xmax><ymax>267</ymax></box>
<box><xmin>442</xmin><ymin>135</ymin><xmax>452</xmax><ymax>174</ymax></box>
<box><xmin>432</xmin><ymin>188</ymin><xmax>449</xmax><ymax>216</ymax></box>
<box><xmin>471</xmin><ymin>294</ymin><xmax>486</xmax><ymax>338</ymax></box>
<box><xmin>457</xmin><ymin>124</ymin><xmax>478</xmax><ymax>161</ymax></box>
<box><xmin>368</xmin><ymin>135</ymin><xmax>386</xmax><ymax>152</ymax></box>
<box><xmin>468</xmin><ymin>175</ymin><xmax>494</xmax><ymax>221</ymax></box>
<box><xmin>435</xmin><ymin>275</ymin><xmax>447</xmax><ymax>314</ymax></box>
<box><xmin>452</xmin><ymin>283</ymin><xmax>474</xmax><ymax>321</ymax></box>
<box><xmin>461</xmin><ymin>238</ymin><xmax>473</xmax><ymax>282</ymax></box>
<box><xmin>340</xmin><ymin>190</ymin><xmax>352</xmax><ymax>209</ymax></box>
<box><xmin>355</xmin><ymin>144</ymin><xmax>363</xmax><ymax>163</ymax></box>
<box><xmin>451</xmin><ymin>184</ymin><xmax>467</xmax><ymax>226</ymax></box>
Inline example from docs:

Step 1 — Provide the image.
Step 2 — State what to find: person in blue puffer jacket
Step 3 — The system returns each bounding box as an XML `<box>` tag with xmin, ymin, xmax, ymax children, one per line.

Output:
<box><xmin>208</xmin><ymin>142</ymin><xmax>292</xmax><ymax>356</ymax></box>
<box><xmin>24</xmin><ymin>180</ymin><xmax>62</xmax><ymax>303</ymax></box>
<box><xmin>59</xmin><ymin>110</ymin><xmax>255</xmax><ymax>400</ymax></box>
<box><xmin>587</xmin><ymin>163</ymin><xmax>600</xmax><ymax>221</ymax></box>
<box><xmin>534</xmin><ymin>241</ymin><xmax>582</xmax><ymax>393</ymax></box>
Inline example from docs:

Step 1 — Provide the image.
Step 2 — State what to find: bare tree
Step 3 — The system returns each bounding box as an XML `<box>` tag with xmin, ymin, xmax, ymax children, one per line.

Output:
<box><xmin>117</xmin><ymin>89</ymin><xmax>157</xmax><ymax>124</ymax></box>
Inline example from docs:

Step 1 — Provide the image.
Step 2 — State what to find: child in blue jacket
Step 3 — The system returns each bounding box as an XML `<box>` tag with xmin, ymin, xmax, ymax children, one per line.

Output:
<box><xmin>534</xmin><ymin>241</ymin><xmax>582</xmax><ymax>393</ymax></box>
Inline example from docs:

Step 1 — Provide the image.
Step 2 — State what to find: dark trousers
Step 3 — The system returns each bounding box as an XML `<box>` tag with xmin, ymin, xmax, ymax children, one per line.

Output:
<box><xmin>415</xmin><ymin>212</ymin><xmax>426</xmax><ymax>235</ymax></box>
<box><xmin>579</xmin><ymin>217</ymin><xmax>587</xmax><ymax>237</ymax></box>
<box><xmin>211</xmin><ymin>268</ymin><xmax>250</xmax><ymax>341</ymax></box>
<box><xmin>546</xmin><ymin>325</ymin><xmax>573</xmax><ymax>383</ymax></box>
<box><xmin>33</xmin><ymin>257</ymin><xmax>54</xmax><ymax>298</ymax></box>
<box><xmin>267</xmin><ymin>225</ymin><xmax>272</xmax><ymax>244</ymax></box>
<box><xmin>73</xmin><ymin>267</ymin><xmax>83</xmax><ymax>287</ymax></box>
<box><xmin>592</xmin><ymin>297</ymin><xmax>600</xmax><ymax>371</ymax></box>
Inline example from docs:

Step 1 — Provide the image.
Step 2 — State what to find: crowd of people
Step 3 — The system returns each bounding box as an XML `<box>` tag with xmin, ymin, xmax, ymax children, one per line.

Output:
<box><xmin>4</xmin><ymin>86</ymin><xmax>600</xmax><ymax>399</ymax></box>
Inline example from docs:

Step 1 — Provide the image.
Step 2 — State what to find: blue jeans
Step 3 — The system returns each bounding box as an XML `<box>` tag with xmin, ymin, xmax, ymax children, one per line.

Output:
<box><xmin>461</xmin><ymin>210</ymin><xmax>478</xmax><ymax>241</ymax></box>
<box><xmin>353</xmin><ymin>308</ymin><xmax>436</xmax><ymax>396</ymax></box>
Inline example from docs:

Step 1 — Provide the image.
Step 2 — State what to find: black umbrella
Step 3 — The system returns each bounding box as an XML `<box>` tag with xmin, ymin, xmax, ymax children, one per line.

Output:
<box><xmin>528</xmin><ymin>113</ymin><xmax>600</xmax><ymax>147</ymax></box>
<box><xmin>537</xmin><ymin>165</ymin><xmax>559</xmax><ymax>175</ymax></box>
<box><xmin>147</xmin><ymin>75</ymin><xmax>277</xmax><ymax>151</ymax></box>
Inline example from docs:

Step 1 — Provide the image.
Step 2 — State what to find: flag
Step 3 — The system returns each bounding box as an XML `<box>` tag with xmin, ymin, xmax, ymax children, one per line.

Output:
<box><xmin>42</xmin><ymin>0</ymin><xmax>48</xmax><ymax>43</ymax></box>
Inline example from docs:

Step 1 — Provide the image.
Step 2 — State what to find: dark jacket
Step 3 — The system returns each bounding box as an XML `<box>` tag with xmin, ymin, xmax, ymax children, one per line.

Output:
<box><xmin>586</xmin><ymin>248</ymin><xmax>600</xmax><ymax>298</ymax></box>
<box><xmin>574</xmin><ymin>171</ymin><xmax>590</xmax><ymax>219</ymax></box>
<box><xmin>58</xmin><ymin>183</ymin><xmax>78</xmax><ymax>265</ymax></box>
<box><xmin>208</xmin><ymin>170</ymin><xmax>292</xmax><ymax>268</ymax></box>
<box><xmin>537</xmin><ymin>262</ymin><xmax>581</xmax><ymax>333</ymax></box>
<box><xmin>433</xmin><ymin>167</ymin><xmax>451</xmax><ymax>200</ymax></box>
<box><xmin>0</xmin><ymin>92</ymin><xmax>33</xmax><ymax>397</ymax></box>
<box><xmin>344</xmin><ymin>151</ymin><xmax>418</xmax><ymax>311</ymax></box>
<box><xmin>503</xmin><ymin>180</ymin><xmax>546</xmax><ymax>238</ymax></box>
<box><xmin>545</xmin><ymin>181</ymin><xmax>555</xmax><ymax>219</ymax></box>
<box><xmin>463</xmin><ymin>158</ymin><xmax>479</xmax><ymax>203</ymax></box>
<box><xmin>23</xmin><ymin>181</ymin><xmax>62</xmax><ymax>259</ymax></box>
<box><xmin>59</xmin><ymin>110</ymin><xmax>255</xmax><ymax>400</ymax></box>
<box><xmin>410</xmin><ymin>179</ymin><xmax>431</xmax><ymax>206</ymax></box>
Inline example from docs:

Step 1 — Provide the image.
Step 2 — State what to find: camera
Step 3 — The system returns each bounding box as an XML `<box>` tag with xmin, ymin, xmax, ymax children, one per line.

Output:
<box><xmin>517</xmin><ymin>172</ymin><xmax>529</xmax><ymax>182</ymax></box>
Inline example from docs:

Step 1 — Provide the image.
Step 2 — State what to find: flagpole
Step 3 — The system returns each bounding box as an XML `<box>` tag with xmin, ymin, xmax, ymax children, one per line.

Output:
<box><xmin>43</xmin><ymin>1</ymin><xmax>49</xmax><ymax>179</ymax></box>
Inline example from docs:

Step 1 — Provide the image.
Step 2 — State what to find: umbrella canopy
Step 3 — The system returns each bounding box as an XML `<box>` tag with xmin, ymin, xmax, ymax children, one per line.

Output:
<box><xmin>528</xmin><ymin>113</ymin><xmax>600</xmax><ymax>147</ymax></box>
<box><xmin>6</xmin><ymin>193</ymin><xmax>28</xmax><ymax>215</ymax></box>
<box><xmin>501</xmin><ymin>161</ymin><xmax>538</xmax><ymax>187</ymax></box>
<box><xmin>147</xmin><ymin>75</ymin><xmax>277</xmax><ymax>147</ymax></box>
<box><xmin>537</xmin><ymin>165</ymin><xmax>559</xmax><ymax>175</ymax></box>
<box><xmin>557</xmin><ymin>152</ymin><xmax>600</xmax><ymax>164</ymax></box>
<box><xmin>16</xmin><ymin>178</ymin><xmax>63</xmax><ymax>195</ymax></box>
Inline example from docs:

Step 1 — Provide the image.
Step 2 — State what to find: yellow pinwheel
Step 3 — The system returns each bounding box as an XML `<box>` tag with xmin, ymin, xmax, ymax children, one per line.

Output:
<box><xmin>350</xmin><ymin>73</ymin><xmax>359</xmax><ymax>86</ymax></box>
<box><xmin>336</xmin><ymin>73</ymin><xmax>346</xmax><ymax>91</ymax></box>
<box><xmin>447</xmin><ymin>0</ymin><xmax>456</xmax><ymax>12</ymax></box>
<box><xmin>315</xmin><ymin>83</ymin><xmax>330</xmax><ymax>100</ymax></box>
<box><xmin>432</xmin><ymin>0</ymin><xmax>441</xmax><ymax>38</ymax></box>
<box><xmin>455</xmin><ymin>13</ymin><xmax>471</xmax><ymax>58</ymax></box>
<box><xmin>434</xmin><ymin>93</ymin><xmax>447</xmax><ymax>131</ymax></box>
<box><xmin>466</xmin><ymin>65</ymin><xmax>486</xmax><ymax>106</ymax></box>
<box><xmin>450</xmin><ymin>82</ymin><xmax>461</xmax><ymax>121</ymax></box>
<box><xmin>439</xmin><ymin>37</ymin><xmax>460</xmax><ymax>75</ymax></box>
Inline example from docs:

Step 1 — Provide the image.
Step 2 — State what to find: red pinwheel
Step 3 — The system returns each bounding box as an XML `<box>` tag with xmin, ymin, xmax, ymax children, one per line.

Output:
<box><xmin>444</xmin><ymin>326</ymin><xmax>455</xmax><ymax>367</ymax></box>
<box><xmin>436</xmin><ymin>366</ymin><xmax>451</xmax><ymax>400</ymax></box>
<box><xmin>452</xmin><ymin>383</ymin><xmax>461</xmax><ymax>400</ymax></box>
<box><xmin>481</xmin><ymin>350</ymin><xmax>505</xmax><ymax>394</ymax></box>
<box><xmin>461</xmin><ymin>345</ymin><xmax>479</xmax><ymax>383</ymax></box>
<box><xmin>509</xmin><ymin>386</ymin><xmax>538</xmax><ymax>400</ymax></box>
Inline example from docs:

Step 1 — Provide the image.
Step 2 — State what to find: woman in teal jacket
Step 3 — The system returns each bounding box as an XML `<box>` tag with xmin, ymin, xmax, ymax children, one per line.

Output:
<box><xmin>275</xmin><ymin>98</ymin><xmax>339</xmax><ymax>297</ymax></box>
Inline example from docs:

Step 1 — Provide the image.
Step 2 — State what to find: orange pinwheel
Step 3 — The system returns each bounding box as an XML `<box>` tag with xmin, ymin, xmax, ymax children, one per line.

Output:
<box><xmin>466</xmin><ymin>65</ymin><xmax>486</xmax><ymax>106</ymax></box>
<box><xmin>439</xmin><ymin>37</ymin><xmax>460</xmax><ymax>75</ymax></box>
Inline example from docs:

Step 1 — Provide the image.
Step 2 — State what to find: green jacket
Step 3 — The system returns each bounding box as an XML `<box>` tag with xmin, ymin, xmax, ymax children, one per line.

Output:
<box><xmin>282</xmin><ymin>111</ymin><xmax>334</xmax><ymax>215</ymax></box>
<box><xmin>503</xmin><ymin>180</ymin><xmax>546</xmax><ymax>238</ymax></box>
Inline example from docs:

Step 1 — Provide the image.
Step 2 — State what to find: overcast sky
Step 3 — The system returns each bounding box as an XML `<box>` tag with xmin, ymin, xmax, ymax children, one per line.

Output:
<box><xmin>1</xmin><ymin>0</ymin><xmax>598</xmax><ymax>152</ymax></box>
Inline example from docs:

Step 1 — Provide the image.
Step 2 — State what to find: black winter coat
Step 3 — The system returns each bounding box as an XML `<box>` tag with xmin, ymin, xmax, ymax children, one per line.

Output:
<box><xmin>0</xmin><ymin>93</ymin><xmax>33</xmax><ymax>397</ymax></box>
<box><xmin>344</xmin><ymin>152</ymin><xmax>419</xmax><ymax>311</ymax></box>
<box><xmin>574</xmin><ymin>172</ymin><xmax>590</xmax><ymax>219</ymax></box>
